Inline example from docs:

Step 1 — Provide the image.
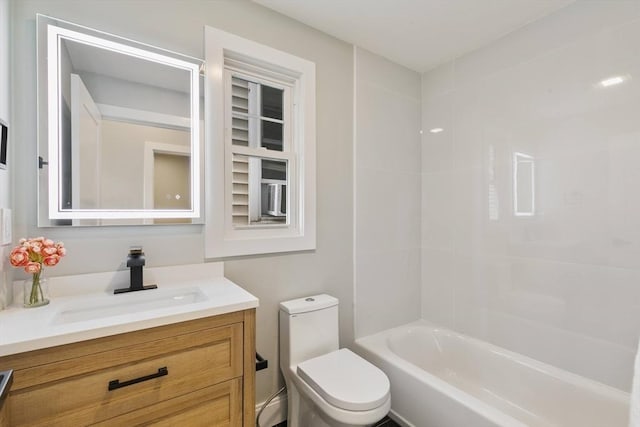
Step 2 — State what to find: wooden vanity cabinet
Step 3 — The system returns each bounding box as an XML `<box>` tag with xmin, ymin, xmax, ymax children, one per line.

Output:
<box><xmin>0</xmin><ymin>398</ymin><xmax>8</xmax><ymax>427</ymax></box>
<box><xmin>0</xmin><ymin>309</ymin><xmax>256</xmax><ymax>426</ymax></box>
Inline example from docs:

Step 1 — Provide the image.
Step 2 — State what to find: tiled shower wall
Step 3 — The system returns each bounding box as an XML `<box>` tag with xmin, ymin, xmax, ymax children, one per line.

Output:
<box><xmin>355</xmin><ymin>47</ymin><xmax>422</xmax><ymax>338</ymax></box>
<box><xmin>421</xmin><ymin>1</ymin><xmax>640</xmax><ymax>391</ymax></box>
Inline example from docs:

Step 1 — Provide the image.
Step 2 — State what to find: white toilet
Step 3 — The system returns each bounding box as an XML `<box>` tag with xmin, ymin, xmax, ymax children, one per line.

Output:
<box><xmin>279</xmin><ymin>294</ymin><xmax>391</xmax><ymax>427</ymax></box>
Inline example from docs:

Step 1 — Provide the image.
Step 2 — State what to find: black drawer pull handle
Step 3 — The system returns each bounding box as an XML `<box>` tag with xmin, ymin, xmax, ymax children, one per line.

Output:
<box><xmin>108</xmin><ymin>367</ymin><xmax>168</xmax><ymax>391</ymax></box>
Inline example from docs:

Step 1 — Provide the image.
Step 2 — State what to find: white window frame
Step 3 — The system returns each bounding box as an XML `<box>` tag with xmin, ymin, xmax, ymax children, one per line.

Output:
<box><xmin>204</xmin><ymin>26</ymin><xmax>316</xmax><ymax>258</ymax></box>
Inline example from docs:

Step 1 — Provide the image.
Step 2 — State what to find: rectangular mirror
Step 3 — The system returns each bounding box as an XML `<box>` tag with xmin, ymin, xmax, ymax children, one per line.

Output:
<box><xmin>37</xmin><ymin>15</ymin><xmax>203</xmax><ymax>226</ymax></box>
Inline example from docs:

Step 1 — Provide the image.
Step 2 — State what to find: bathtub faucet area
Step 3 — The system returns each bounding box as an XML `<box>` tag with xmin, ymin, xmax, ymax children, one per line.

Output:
<box><xmin>114</xmin><ymin>247</ymin><xmax>157</xmax><ymax>294</ymax></box>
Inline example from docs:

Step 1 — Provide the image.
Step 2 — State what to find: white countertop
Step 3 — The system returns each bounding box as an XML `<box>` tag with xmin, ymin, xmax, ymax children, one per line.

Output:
<box><xmin>0</xmin><ymin>262</ymin><xmax>259</xmax><ymax>356</ymax></box>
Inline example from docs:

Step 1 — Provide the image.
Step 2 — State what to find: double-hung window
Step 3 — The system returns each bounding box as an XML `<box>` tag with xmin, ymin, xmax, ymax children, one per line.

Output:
<box><xmin>205</xmin><ymin>26</ymin><xmax>316</xmax><ymax>257</ymax></box>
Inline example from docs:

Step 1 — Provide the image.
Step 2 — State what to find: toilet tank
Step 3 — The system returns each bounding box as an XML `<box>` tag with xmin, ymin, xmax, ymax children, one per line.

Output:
<box><xmin>279</xmin><ymin>294</ymin><xmax>339</xmax><ymax>368</ymax></box>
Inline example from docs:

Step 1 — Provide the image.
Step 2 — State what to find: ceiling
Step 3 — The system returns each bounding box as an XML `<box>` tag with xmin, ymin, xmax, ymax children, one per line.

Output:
<box><xmin>253</xmin><ymin>0</ymin><xmax>576</xmax><ymax>72</ymax></box>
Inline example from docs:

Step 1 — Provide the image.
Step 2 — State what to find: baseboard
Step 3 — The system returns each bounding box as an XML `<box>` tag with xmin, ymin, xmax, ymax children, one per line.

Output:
<box><xmin>256</xmin><ymin>392</ymin><xmax>287</xmax><ymax>427</ymax></box>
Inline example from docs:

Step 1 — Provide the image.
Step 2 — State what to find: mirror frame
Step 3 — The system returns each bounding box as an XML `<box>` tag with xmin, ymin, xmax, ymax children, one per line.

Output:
<box><xmin>38</xmin><ymin>15</ymin><xmax>202</xmax><ymax>223</ymax></box>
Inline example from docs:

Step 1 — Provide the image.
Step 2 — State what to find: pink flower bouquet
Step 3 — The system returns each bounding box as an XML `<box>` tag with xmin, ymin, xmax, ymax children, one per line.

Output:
<box><xmin>9</xmin><ymin>237</ymin><xmax>66</xmax><ymax>307</ymax></box>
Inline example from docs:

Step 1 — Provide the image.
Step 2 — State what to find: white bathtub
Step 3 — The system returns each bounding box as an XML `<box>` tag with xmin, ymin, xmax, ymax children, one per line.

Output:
<box><xmin>354</xmin><ymin>320</ymin><xmax>629</xmax><ymax>427</ymax></box>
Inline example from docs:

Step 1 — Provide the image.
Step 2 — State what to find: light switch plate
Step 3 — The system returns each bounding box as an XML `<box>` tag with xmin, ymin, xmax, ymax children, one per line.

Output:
<box><xmin>0</xmin><ymin>208</ymin><xmax>11</xmax><ymax>246</ymax></box>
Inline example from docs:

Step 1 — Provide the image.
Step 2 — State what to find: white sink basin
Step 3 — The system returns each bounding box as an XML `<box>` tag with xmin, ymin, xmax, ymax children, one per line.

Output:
<box><xmin>53</xmin><ymin>287</ymin><xmax>208</xmax><ymax>324</ymax></box>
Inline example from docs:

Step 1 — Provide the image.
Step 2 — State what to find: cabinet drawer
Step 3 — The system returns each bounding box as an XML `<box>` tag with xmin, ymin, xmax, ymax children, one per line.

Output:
<box><xmin>10</xmin><ymin>322</ymin><xmax>243</xmax><ymax>426</ymax></box>
<box><xmin>94</xmin><ymin>378</ymin><xmax>242</xmax><ymax>427</ymax></box>
<box><xmin>0</xmin><ymin>402</ymin><xmax>8</xmax><ymax>427</ymax></box>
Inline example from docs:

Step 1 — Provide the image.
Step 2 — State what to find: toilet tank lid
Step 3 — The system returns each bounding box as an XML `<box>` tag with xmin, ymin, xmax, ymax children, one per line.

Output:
<box><xmin>279</xmin><ymin>294</ymin><xmax>338</xmax><ymax>315</ymax></box>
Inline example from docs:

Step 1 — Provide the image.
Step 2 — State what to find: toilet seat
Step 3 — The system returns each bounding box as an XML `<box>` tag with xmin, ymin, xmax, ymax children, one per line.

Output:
<box><xmin>297</xmin><ymin>348</ymin><xmax>390</xmax><ymax>411</ymax></box>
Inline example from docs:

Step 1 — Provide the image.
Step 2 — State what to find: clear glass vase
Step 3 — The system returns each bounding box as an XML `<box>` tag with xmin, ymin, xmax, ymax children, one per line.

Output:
<box><xmin>24</xmin><ymin>272</ymin><xmax>49</xmax><ymax>308</ymax></box>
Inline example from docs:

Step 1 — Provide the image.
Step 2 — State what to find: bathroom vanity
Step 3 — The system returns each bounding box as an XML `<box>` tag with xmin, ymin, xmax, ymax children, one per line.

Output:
<box><xmin>0</xmin><ymin>263</ymin><xmax>258</xmax><ymax>426</ymax></box>
<box><xmin>0</xmin><ymin>370</ymin><xmax>11</xmax><ymax>426</ymax></box>
<box><xmin>0</xmin><ymin>397</ymin><xmax>7</xmax><ymax>427</ymax></box>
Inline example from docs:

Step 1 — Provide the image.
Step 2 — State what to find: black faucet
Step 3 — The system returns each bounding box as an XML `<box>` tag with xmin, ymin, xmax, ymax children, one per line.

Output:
<box><xmin>114</xmin><ymin>248</ymin><xmax>157</xmax><ymax>294</ymax></box>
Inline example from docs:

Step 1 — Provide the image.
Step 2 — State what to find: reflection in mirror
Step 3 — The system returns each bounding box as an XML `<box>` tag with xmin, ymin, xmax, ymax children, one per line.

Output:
<box><xmin>232</xmin><ymin>154</ymin><xmax>287</xmax><ymax>226</ymax></box>
<box><xmin>513</xmin><ymin>152</ymin><xmax>535</xmax><ymax>217</ymax></box>
<box><xmin>37</xmin><ymin>15</ymin><xmax>203</xmax><ymax>226</ymax></box>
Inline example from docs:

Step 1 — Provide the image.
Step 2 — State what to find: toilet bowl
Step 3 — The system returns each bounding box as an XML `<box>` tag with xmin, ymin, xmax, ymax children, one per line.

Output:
<box><xmin>279</xmin><ymin>294</ymin><xmax>391</xmax><ymax>427</ymax></box>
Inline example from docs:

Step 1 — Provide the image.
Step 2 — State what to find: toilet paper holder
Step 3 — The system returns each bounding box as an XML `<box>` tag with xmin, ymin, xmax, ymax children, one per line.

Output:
<box><xmin>256</xmin><ymin>352</ymin><xmax>268</xmax><ymax>371</ymax></box>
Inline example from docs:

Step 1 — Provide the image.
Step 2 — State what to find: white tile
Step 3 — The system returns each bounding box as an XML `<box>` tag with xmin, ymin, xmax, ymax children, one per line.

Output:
<box><xmin>485</xmin><ymin>307</ymin><xmax>636</xmax><ymax>391</ymax></box>
<box><xmin>507</xmin><ymin>152</ymin><xmax>610</xmax><ymax>266</ymax></box>
<box><xmin>356</xmin><ymin>248</ymin><xmax>421</xmax><ymax>338</ymax></box>
<box><xmin>420</xmin><ymin>1</ymin><xmax>640</xmax><ymax>390</ymax></box>
<box><xmin>450</xmin><ymin>253</ymin><xmax>640</xmax><ymax>390</ymax></box>
<box><xmin>608</xmin><ymin>134</ymin><xmax>640</xmax><ymax>269</ymax></box>
<box><xmin>450</xmin><ymin>168</ymin><xmax>510</xmax><ymax>257</ymax></box>
<box><xmin>356</xmin><ymin>167</ymin><xmax>421</xmax><ymax>252</ymax></box>
<box><xmin>421</xmin><ymin>248</ymin><xmax>455</xmax><ymax>328</ymax></box>
<box><xmin>421</xmin><ymin>171</ymin><xmax>454</xmax><ymax>250</ymax></box>
<box><xmin>354</xmin><ymin>44</ymin><xmax>422</xmax><ymax>341</ymax></box>
<box><xmin>356</xmin><ymin>83</ymin><xmax>421</xmax><ymax>173</ymax></box>
<box><xmin>422</xmin><ymin>91</ymin><xmax>453</xmax><ymax>174</ymax></box>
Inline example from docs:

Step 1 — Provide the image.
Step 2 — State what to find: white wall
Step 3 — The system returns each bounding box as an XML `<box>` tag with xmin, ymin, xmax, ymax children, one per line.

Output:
<box><xmin>0</xmin><ymin>0</ymin><xmax>10</xmax><ymax>309</ymax></box>
<box><xmin>354</xmin><ymin>47</ymin><xmax>421</xmax><ymax>338</ymax></box>
<box><xmin>421</xmin><ymin>1</ymin><xmax>640</xmax><ymax>391</ymax></box>
<box><xmin>11</xmin><ymin>0</ymin><xmax>353</xmax><ymax>404</ymax></box>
